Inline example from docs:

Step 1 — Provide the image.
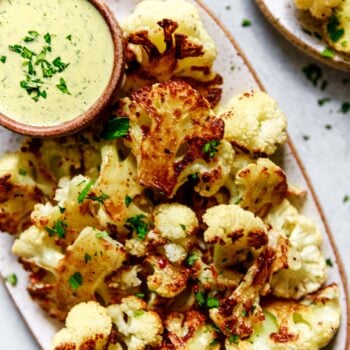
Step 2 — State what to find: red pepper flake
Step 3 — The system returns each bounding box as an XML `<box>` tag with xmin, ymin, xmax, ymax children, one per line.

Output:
<box><xmin>158</xmin><ymin>258</ymin><xmax>168</xmax><ymax>269</ymax></box>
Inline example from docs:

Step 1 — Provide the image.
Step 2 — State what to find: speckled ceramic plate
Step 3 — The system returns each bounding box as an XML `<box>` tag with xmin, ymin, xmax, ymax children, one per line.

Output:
<box><xmin>0</xmin><ymin>1</ymin><xmax>349</xmax><ymax>349</ymax></box>
<box><xmin>256</xmin><ymin>0</ymin><xmax>350</xmax><ymax>71</ymax></box>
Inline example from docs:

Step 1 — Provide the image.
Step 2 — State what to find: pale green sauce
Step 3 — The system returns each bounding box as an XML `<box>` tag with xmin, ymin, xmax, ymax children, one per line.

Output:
<box><xmin>0</xmin><ymin>0</ymin><xmax>114</xmax><ymax>126</ymax></box>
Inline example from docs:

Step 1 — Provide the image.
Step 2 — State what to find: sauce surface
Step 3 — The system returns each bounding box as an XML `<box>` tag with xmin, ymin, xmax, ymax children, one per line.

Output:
<box><xmin>0</xmin><ymin>0</ymin><xmax>114</xmax><ymax>126</ymax></box>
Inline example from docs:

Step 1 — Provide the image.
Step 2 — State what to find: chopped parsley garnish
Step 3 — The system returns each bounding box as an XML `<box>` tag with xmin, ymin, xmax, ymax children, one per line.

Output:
<box><xmin>195</xmin><ymin>291</ymin><xmax>206</xmax><ymax>306</ymax></box>
<box><xmin>68</xmin><ymin>272</ymin><xmax>83</xmax><ymax>291</ymax></box>
<box><xmin>302</xmin><ymin>135</ymin><xmax>310</xmax><ymax>141</ymax></box>
<box><xmin>18</xmin><ymin>168</ymin><xmax>27</xmax><ymax>176</ymax></box>
<box><xmin>134</xmin><ymin>310</ymin><xmax>145</xmax><ymax>317</ymax></box>
<box><xmin>207</xmin><ymin>297</ymin><xmax>219</xmax><ymax>308</ymax></box>
<box><xmin>203</xmin><ymin>140</ymin><xmax>220</xmax><ymax>158</ymax></box>
<box><xmin>180</xmin><ymin>224</ymin><xmax>186</xmax><ymax>231</ymax></box>
<box><xmin>20</xmin><ymin>77</ymin><xmax>46</xmax><ymax>102</ymax></box>
<box><xmin>101</xmin><ymin>117</ymin><xmax>130</xmax><ymax>140</ymax></box>
<box><xmin>45</xmin><ymin>219</ymin><xmax>67</xmax><ymax>239</ymax></box>
<box><xmin>327</xmin><ymin>15</ymin><xmax>345</xmax><ymax>42</ymax></box>
<box><xmin>340</xmin><ymin>102</ymin><xmax>350</xmax><ymax>114</ymax></box>
<box><xmin>135</xmin><ymin>293</ymin><xmax>145</xmax><ymax>299</ymax></box>
<box><xmin>0</xmin><ymin>56</ymin><xmax>6</xmax><ymax>63</ymax></box>
<box><xmin>325</xmin><ymin>124</ymin><xmax>332</xmax><ymax>130</ymax></box>
<box><xmin>321</xmin><ymin>47</ymin><xmax>336</xmax><ymax>59</ymax></box>
<box><xmin>95</xmin><ymin>231</ymin><xmax>109</xmax><ymax>239</ymax></box>
<box><xmin>326</xmin><ymin>258</ymin><xmax>333</xmax><ymax>267</ymax></box>
<box><xmin>302</xmin><ymin>64</ymin><xmax>322</xmax><ymax>86</ymax></box>
<box><xmin>56</xmin><ymin>77</ymin><xmax>70</xmax><ymax>94</ymax></box>
<box><xmin>84</xmin><ymin>253</ymin><xmax>92</xmax><ymax>263</ymax></box>
<box><xmin>59</xmin><ymin>206</ymin><xmax>66</xmax><ymax>214</ymax></box>
<box><xmin>4</xmin><ymin>273</ymin><xmax>17</xmax><ymax>287</ymax></box>
<box><xmin>66</xmin><ymin>34</ymin><xmax>72</xmax><ymax>41</ymax></box>
<box><xmin>318</xmin><ymin>97</ymin><xmax>331</xmax><ymax>106</ymax></box>
<box><xmin>125</xmin><ymin>195</ymin><xmax>133</xmax><ymax>207</ymax></box>
<box><xmin>242</xmin><ymin>18</ymin><xmax>252</xmax><ymax>27</ymax></box>
<box><xmin>53</xmin><ymin>57</ymin><xmax>69</xmax><ymax>72</ymax></box>
<box><xmin>9</xmin><ymin>44</ymin><xmax>23</xmax><ymax>54</ymax></box>
<box><xmin>86</xmin><ymin>192</ymin><xmax>109</xmax><ymax>204</ymax></box>
<box><xmin>77</xmin><ymin>179</ymin><xmax>95</xmax><ymax>203</ymax></box>
<box><xmin>191</xmin><ymin>173</ymin><xmax>199</xmax><ymax>180</ymax></box>
<box><xmin>186</xmin><ymin>253</ymin><xmax>199</xmax><ymax>266</ymax></box>
<box><xmin>228</xmin><ymin>334</ymin><xmax>240</xmax><ymax>345</ymax></box>
<box><xmin>343</xmin><ymin>195</ymin><xmax>349</xmax><ymax>203</ymax></box>
<box><xmin>44</xmin><ymin>32</ymin><xmax>51</xmax><ymax>44</ymax></box>
<box><xmin>23</xmin><ymin>30</ymin><xmax>39</xmax><ymax>42</ymax></box>
<box><xmin>126</xmin><ymin>215</ymin><xmax>149</xmax><ymax>240</ymax></box>
<box><xmin>242</xmin><ymin>310</ymin><xmax>248</xmax><ymax>317</ymax></box>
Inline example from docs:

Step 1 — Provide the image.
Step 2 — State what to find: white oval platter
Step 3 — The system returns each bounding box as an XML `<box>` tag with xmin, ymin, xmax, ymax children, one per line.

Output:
<box><xmin>0</xmin><ymin>0</ymin><xmax>348</xmax><ymax>349</ymax></box>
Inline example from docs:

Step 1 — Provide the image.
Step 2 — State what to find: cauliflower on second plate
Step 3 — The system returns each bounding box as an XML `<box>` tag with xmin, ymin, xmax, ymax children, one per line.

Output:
<box><xmin>225</xmin><ymin>284</ymin><xmax>341</xmax><ymax>350</ymax></box>
<box><xmin>265</xmin><ymin>199</ymin><xmax>328</xmax><ymax>299</ymax></box>
<box><xmin>117</xmin><ymin>80</ymin><xmax>231</xmax><ymax>198</ymax></box>
<box><xmin>295</xmin><ymin>0</ymin><xmax>342</xmax><ymax>19</ymax></box>
<box><xmin>323</xmin><ymin>0</ymin><xmax>350</xmax><ymax>54</ymax></box>
<box><xmin>219</xmin><ymin>91</ymin><xmax>287</xmax><ymax>156</ymax></box>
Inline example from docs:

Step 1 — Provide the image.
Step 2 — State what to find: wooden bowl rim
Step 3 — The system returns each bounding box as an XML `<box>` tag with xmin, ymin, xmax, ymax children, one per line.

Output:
<box><xmin>0</xmin><ymin>0</ymin><xmax>125</xmax><ymax>138</ymax></box>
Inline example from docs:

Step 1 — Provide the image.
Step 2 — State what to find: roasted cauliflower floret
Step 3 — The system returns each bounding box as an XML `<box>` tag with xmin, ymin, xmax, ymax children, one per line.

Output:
<box><xmin>295</xmin><ymin>0</ymin><xmax>342</xmax><ymax>19</ymax></box>
<box><xmin>53</xmin><ymin>227</ymin><xmax>127</xmax><ymax>316</ymax></box>
<box><xmin>203</xmin><ymin>204</ymin><xmax>268</xmax><ymax>267</ymax></box>
<box><xmin>117</xmin><ymin>80</ymin><xmax>228</xmax><ymax>198</ymax></box>
<box><xmin>146</xmin><ymin>255</ymin><xmax>190</xmax><ymax>298</ymax></box>
<box><xmin>209</xmin><ymin>247</ymin><xmax>277</xmax><ymax>339</ymax></box>
<box><xmin>107</xmin><ymin>296</ymin><xmax>164</xmax><ymax>349</ymax></box>
<box><xmin>226</xmin><ymin>284</ymin><xmax>341</xmax><ymax>350</ymax></box>
<box><xmin>219</xmin><ymin>91</ymin><xmax>287</xmax><ymax>156</ymax></box>
<box><xmin>121</xmin><ymin>0</ymin><xmax>222</xmax><ymax>107</ymax></box>
<box><xmin>153</xmin><ymin>203</ymin><xmax>198</xmax><ymax>262</ymax></box>
<box><xmin>32</xmin><ymin>175</ymin><xmax>104</xmax><ymax>246</ymax></box>
<box><xmin>51</xmin><ymin>301</ymin><xmax>117</xmax><ymax>350</ymax></box>
<box><xmin>265</xmin><ymin>200</ymin><xmax>328</xmax><ymax>299</ymax></box>
<box><xmin>234</xmin><ymin>158</ymin><xmax>288</xmax><ymax>217</ymax></box>
<box><xmin>96</xmin><ymin>143</ymin><xmax>151</xmax><ymax>235</ymax></box>
<box><xmin>323</xmin><ymin>1</ymin><xmax>350</xmax><ymax>54</ymax></box>
<box><xmin>163</xmin><ymin>310</ymin><xmax>220</xmax><ymax>349</ymax></box>
<box><xmin>12</xmin><ymin>225</ymin><xmax>63</xmax><ymax>273</ymax></box>
<box><xmin>0</xmin><ymin>153</ymin><xmax>52</xmax><ymax>234</ymax></box>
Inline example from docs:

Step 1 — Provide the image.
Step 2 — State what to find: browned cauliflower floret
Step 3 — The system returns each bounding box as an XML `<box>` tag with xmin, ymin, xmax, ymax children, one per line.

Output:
<box><xmin>203</xmin><ymin>204</ymin><xmax>268</xmax><ymax>268</ymax></box>
<box><xmin>209</xmin><ymin>246</ymin><xmax>276</xmax><ymax>339</ymax></box>
<box><xmin>32</xmin><ymin>175</ymin><xmax>104</xmax><ymax>246</ymax></box>
<box><xmin>0</xmin><ymin>153</ymin><xmax>52</xmax><ymax>234</ymax></box>
<box><xmin>234</xmin><ymin>158</ymin><xmax>288</xmax><ymax>217</ymax></box>
<box><xmin>146</xmin><ymin>255</ymin><xmax>190</xmax><ymax>298</ymax></box>
<box><xmin>96</xmin><ymin>143</ymin><xmax>152</xmax><ymax>235</ymax></box>
<box><xmin>219</xmin><ymin>91</ymin><xmax>287</xmax><ymax>156</ymax></box>
<box><xmin>226</xmin><ymin>284</ymin><xmax>341</xmax><ymax>349</ymax></box>
<box><xmin>121</xmin><ymin>0</ymin><xmax>222</xmax><ymax>107</ymax></box>
<box><xmin>117</xmin><ymin>80</ymin><xmax>228</xmax><ymax>198</ymax></box>
<box><xmin>163</xmin><ymin>310</ymin><xmax>220</xmax><ymax>349</ymax></box>
<box><xmin>107</xmin><ymin>296</ymin><xmax>164</xmax><ymax>349</ymax></box>
<box><xmin>50</xmin><ymin>301</ymin><xmax>118</xmax><ymax>350</ymax></box>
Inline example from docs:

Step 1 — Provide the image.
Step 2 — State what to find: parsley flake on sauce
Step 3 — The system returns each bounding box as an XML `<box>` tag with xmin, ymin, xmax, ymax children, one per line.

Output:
<box><xmin>101</xmin><ymin>117</ymin><xmax>130</xmax><ymax>140</ymax></box>
<box><xmin>0</xmin><ymin>56</ymin><xmax>6</xmax><ymax>63</ymax></box>
<box><xmin>68</xmin><ymin>272</ymin><xmax>83</xmax><ymax>291</ymax></box>
<box><xmin>56</xmin><ymin>77</ymin><xmax>70</xmax><ymax>94</ymax></box>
